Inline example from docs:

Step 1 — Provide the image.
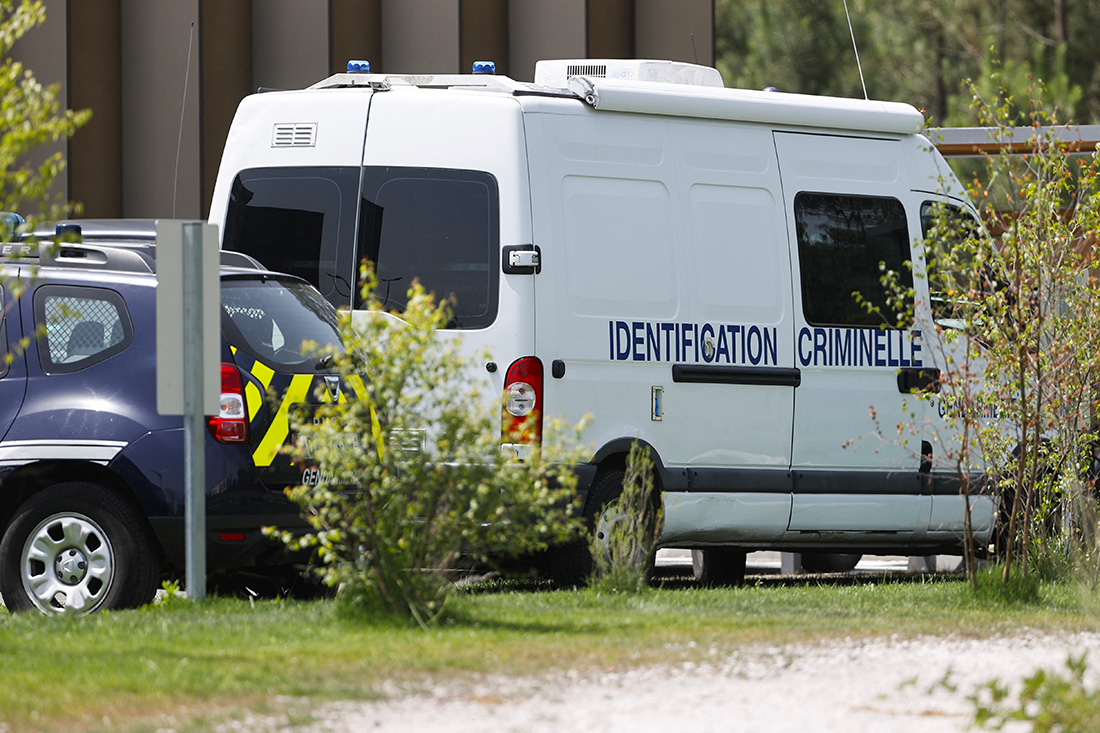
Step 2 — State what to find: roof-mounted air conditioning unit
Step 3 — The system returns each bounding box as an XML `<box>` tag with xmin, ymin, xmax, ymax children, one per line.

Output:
<box><xmin>533</xmin><ymin>59</ymin><xmax>724</xmax><ymax>89</ymax></box>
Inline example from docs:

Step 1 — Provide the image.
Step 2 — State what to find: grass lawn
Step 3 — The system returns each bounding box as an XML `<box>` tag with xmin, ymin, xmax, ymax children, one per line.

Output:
<box><xmin>2</xmin><ymin>569</ymin><xmax>1099</xmax><ymax>731</ymax></box>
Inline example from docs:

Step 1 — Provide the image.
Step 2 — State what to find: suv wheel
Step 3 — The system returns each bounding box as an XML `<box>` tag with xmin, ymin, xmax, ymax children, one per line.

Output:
<box><xmin>0</xmin><ymin>482</ymin><xmax>160</xmax><ymax>614</ymax></box>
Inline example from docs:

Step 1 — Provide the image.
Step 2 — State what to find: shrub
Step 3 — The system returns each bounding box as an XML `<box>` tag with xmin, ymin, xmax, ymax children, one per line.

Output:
<box><xmin>271</xmin><ymin>269</ymin><xmax>584</xmax><ymax>626</ymax></box>
<box><xmin>587</xmin><ymin>441</ymin><xmax>662</xmax><ymax>594</ymax></box>
<box><xmin>916</xmin><ymin>74</ymin><xmax>1100</xmax><ymax>586</ymax></box>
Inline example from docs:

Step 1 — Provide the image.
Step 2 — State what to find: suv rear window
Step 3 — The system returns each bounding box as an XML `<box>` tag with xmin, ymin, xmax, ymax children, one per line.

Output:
<box><xmin>220</xmin><ymin>276</ymin><xmax>343</xmax><ymax>372</ymax></box>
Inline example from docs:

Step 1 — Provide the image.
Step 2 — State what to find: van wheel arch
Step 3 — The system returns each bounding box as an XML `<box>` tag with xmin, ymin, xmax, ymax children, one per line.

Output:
<box><xmin>589</xmin><ymin>438</ymin><xmax>666</xmax><ymax>487</ymax></box>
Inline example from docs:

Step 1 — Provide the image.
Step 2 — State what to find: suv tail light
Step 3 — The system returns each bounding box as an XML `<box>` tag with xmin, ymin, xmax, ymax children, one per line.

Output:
<box><xmin>208</xmin><ymin>363</ymin><xmax>250</xmax><ymax>444</ymax></box>
<box><xmin>502</xmin><ymin>356</ymin><xmax>543</xmax><ymax>444</ymax></box>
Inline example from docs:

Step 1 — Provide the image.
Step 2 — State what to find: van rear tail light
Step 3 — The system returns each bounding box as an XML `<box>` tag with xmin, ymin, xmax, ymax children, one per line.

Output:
<box><xmin>208</xmin><ymin>363</ymin><xmax>250</xmax><ymax>444</ymax></box>
<box><xmin>502</xmin><ymin>356</ymin><xmax>543</xmax><ymax>444</ymax></box>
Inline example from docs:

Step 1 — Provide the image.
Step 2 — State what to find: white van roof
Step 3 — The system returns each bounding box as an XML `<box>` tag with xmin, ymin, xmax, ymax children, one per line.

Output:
<box><xmin>306</xmin><ymin>58</ymin><xmax>925</xmax><ymax>137</ymax></box>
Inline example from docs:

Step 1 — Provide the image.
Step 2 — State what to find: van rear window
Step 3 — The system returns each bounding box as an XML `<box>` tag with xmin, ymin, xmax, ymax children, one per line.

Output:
<box><xmin>358</xmin><ymin>167</ymin><xmax>499</xmax><ymax>330</ymax></box>
<box><xmin>222</xmin><ymin>165</ymin><xmax>499</xmax><ymax>330</ymax></box>
<box><xmin>223</xmin><ymin>167</ymin><xmax>361</xmax><ymax>308</ymax></box>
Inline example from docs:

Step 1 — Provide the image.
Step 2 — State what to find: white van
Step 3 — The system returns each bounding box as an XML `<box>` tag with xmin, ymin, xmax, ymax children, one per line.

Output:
<box><xmin>208</xmin><ymin>59</ymin><xmax>993</xmax><ymax>582</ymax></box>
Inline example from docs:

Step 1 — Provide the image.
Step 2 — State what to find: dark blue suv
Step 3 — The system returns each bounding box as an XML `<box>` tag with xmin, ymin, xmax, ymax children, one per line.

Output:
<box><xmin>0</xmin><ymin>229</ymin><xmax>346</xmax><ymax>614</ymax></box>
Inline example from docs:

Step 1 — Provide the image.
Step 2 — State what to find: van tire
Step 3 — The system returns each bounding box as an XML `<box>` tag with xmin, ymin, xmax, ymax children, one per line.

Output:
<box><xmin>0</xmin><ymin>482</ymin><xmax>160</xmax><ymax>615</ymax></box>
<box><xmin>546</xmin><ymin>468</ymin><xmax>659</xmax><ymax>587</ymax></box>
<box><xmin>544</xmin><ymin>540</ymin><xmax>591</xmax><ymax>588</ymax></box>
<box><xmin>691</xmin><ymin>548</ymin><xmax>747</xmax><ymax>586</ymax></box>
<box><xmin>800</xmin><ymin>553</ymin><xmax>862</xmax><ymax>573</ymax></box>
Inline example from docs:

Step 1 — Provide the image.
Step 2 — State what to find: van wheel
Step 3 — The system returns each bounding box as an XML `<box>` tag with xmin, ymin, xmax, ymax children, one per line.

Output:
<box><xmin>587</xmin><ymin>469</ymin><xmax>658</xmax><ymax>581</ymax></box>
<box><xmin>691</xmin><ymin>548</ymin><xmax>747</xmax><ymax>586</ymax></box>
<box><xmin>800</xmin><ymin>553</ymin><xmax>862</xmax><ymax>573</ymax></box>
<box><xmin>0</xmin><ymin>482</ymin><xmax>160</xmax><ymax>615</ymax></box>
<box><xmin>547</xmin><ymin>468</ymin><xmax>658</xmax><ymax>587</ymax></box>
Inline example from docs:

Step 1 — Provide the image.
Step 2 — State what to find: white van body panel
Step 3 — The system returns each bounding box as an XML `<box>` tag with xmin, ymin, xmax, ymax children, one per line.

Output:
<box><xmin>360</xmin><ymin>90</ymin><xmax>536</xmax><ymax>402</ymax></box>
<box><xmin>209</xmin><ymin>61</ymin><xmax>993</xmax><ymax>557</ymax></box>
<box><xmin>662</xmin><ymin>492</ymin><xmax>791</xmax><ymax>544</ymax></box>
<box><xmin>773</xmin><ymin>131</ymin><xmax>932</xmax><ymax>535</ymax></box>
<box><xmin>209</xmin><ymin>90</ymin><xmax>372</xmax><ymax>227</ymax></box>
<box><xmin>525</xmin><ymin>109</ymin><xmax>795</xmax><ymax>482</ymax></box>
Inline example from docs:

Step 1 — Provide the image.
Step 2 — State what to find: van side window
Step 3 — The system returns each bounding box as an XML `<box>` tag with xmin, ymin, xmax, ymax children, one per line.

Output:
<box><xmin>358</xmin><ymin>167</ymin><xmax>500</xmax><ymax>330</ymax></box>
<box><xmin>222</xmin><ymin>167</ymin><xmax>361</xmax><ymax>308</ymax></box>
<box><xmin>920</xmin><ymin>201</ymin><xmax>983</xmax><ymax>329</ymax></box>
<box><xmin>33</xmin><ymin>286</ymin><xmax>133</xmax><ymax>374</ymax></box>
<box><xmin>794</xmin><ymin>192</ymin><xmax>913</xmax><ymax>328</ymax></box>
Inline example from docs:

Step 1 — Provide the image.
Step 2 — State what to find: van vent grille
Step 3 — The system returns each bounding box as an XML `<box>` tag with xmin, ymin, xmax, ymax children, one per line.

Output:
<box><xmin>566</xmin><ymin>64</ymin><xmax>607</xmax><ymax>79</ymax></box>
<box><xmin>271</xmin><ymin>123</ymin><xmax>317</xmax><ymax>147</ymax></box>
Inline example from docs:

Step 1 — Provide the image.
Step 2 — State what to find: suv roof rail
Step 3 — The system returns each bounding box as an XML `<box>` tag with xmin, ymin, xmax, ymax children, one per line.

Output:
<box><xmin>3</xmin><ymin>242</ymin><xmax>157</xmax><ymax>273</ymax></box>
<box><xmin>3</xmin><ymin>241</ymin><xmax>267</xmax><ymax>274</ymax></box>
<box><xmin>219</xmin><ymin>250</ymin><xmax>266</xmax><ymax>270</ymax></box>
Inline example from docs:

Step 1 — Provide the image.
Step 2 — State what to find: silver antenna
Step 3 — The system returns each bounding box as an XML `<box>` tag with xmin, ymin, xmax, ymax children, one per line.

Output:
<box><xmin>690</xmin><ymin>33</ymin><xmax>698</xmax><ymax>65</ymax></box>
<box><xmin>842</xmin><ymin>0</ymin><xmax>868</xmax><ymax>100</ymax></box>
<box><xmin>174</xmin><ymin>21</ymin><xmax>195</xmax><ymax>219</ymax></box>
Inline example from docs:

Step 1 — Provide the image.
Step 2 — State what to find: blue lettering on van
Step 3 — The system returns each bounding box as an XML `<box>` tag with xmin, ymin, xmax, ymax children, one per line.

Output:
<box><xmin>796</xmin><ymin>327</ymin><xmax>923</xmax><ymax>368</ymax></box>
<box><xmin>608</xmin><ymin>320</ymin><xmax>779</xmax><ymax>366</ymax></box>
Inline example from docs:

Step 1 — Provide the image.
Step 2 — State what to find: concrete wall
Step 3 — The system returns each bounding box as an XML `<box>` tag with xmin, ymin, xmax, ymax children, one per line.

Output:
<box><xmin>508</xmin><ymin>0</ymin><xmax>586</xmax><ymax>82</ymax></box>
<box><xmin>120</xmin><ymin>0</ymin><xmax>201</xmax><ymax>218</ymax></box>
<box><xmin>9</xmin><ymin>0</ymin><xmax>714</xmax><ymax>219</ymax></box>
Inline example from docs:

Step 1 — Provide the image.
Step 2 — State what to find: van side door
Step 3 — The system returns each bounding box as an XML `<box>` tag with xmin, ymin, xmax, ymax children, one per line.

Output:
<box><xmin>526</xmin><ymin>110</ymin><xmax>796</xmax><ymax>541</ymax></box>
<box><xmin>775</xmin><ymin>131</ymin><xmax>930</xmax><ymax>535</ymax></box>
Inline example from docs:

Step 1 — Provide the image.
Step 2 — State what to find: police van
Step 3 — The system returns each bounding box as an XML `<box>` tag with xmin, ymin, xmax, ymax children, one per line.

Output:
<box><xmin>209</xmin><ymin>58</ymin><xmax>992</xmax><ymax>582</ymax></box>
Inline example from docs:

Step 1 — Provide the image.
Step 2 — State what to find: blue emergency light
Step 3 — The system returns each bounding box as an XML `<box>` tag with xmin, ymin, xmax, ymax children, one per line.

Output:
<box><xmin>347</xmin><ymin>60</ymin><xmax>371</xmax><ymax>73</ymax></box>
<box><xmin>472</xmin><ymin>60</ymin><xmax>496</xmax><ymax>75</ymax></box>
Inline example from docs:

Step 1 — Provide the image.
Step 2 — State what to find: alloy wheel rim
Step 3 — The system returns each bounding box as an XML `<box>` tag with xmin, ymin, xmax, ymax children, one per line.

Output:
<box><xmin>20</xmin><ymin>512</ymin><xmax>114</xmax><ymax>614</ymax></box>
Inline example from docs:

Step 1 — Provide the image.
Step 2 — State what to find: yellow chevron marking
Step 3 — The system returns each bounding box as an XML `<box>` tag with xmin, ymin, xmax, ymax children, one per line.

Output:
<box><xmin>370</xmin><ymin>403</ymin><xmax>383</xmax><ymax>459</ymax></box>
<box><xmin>252</xmin><ymin>373</ymin><xmax>312</xmax><ymax>467</ymax></box>
<box><xmin>346</xmin><ymin>374</ymin><xmax>367</xmax><ymax>400</ymax></box>
<box><xmin>245</xmin><ymin>382</ymin><xmax>263</xmax><ymax>422</ymax></box>
<box><xmin>250</xmin><ymin>360</ymin><xmax>275</xmax><ymax>389</ymax></box>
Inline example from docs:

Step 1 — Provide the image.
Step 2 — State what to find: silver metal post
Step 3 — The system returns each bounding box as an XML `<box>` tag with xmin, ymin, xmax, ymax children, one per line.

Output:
<box><xmin>182</xmin><ymin>222</ymin><xmax>206</xmax><ymax>601</ymax></box>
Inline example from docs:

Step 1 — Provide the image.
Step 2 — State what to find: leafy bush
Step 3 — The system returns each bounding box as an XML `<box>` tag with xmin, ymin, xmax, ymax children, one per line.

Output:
<box><xmin>972</xmin><ymin>655</ymin><xmax>1100</xmax><ymax>731</ymax></box>
<box><xmin>587</xmin><ymin>441</ymin><xmax>662</xmax><ymax>594</ymax></box>
<box><xmin>0</xmin><ymin>0</ymin><xmax>89</xmax><ymax>223</ymax></box>
<box><xmin>916</xmin><ymin>75</ymin><xmax>1100</xmax><ymax>586</ymax></box>
<box><xmin>271</xmin><ymin>270</ymin><xmax>584</xmax><ymax>626</ymax></box>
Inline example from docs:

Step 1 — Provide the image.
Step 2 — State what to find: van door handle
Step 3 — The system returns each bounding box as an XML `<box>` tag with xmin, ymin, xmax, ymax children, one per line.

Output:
<box><xmin>897</xmin><ymin>367</ymin><xmax>940</xmax><ymax>394</ymax></box>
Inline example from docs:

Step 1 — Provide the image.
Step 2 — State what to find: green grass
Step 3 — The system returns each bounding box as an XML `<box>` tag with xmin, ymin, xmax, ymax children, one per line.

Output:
<box><xmin>2</xmin><ymin>571</ymin><xmax>1099</xmax><ymax>731</ymax></box>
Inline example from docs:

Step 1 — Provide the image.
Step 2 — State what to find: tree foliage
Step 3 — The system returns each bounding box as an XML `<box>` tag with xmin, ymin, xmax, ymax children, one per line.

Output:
<box><xmin>920</xmin><ymin>79</ymin><xmax>1100</xmax><ymax>585</ymax></box>
<box><xmin>716</xmin><ymin>0</ymin><xmax>1098</xmax><ymax>124</ymax></box>
<box><xmin>272</xmin><ymin>270</ymin><xmax>585</xmax><ymax>626</ymax></box>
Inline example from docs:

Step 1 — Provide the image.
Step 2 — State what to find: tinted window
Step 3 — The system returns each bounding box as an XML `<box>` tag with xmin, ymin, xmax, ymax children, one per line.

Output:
<box><xmin>359</xmin><ymin>167</ymin><xmax>500</xmax><ymax>329</ymax></box>
<box><xmin>795</xmin><ymin>193</ymin><xmax>913</xmax><ymax>327</ymax></box>
<box><xmin>222</xmin><ymin>167</ymin><xmax>360</xmax><ymax>308</ymax></box>
<box><xmin>221</xmin><ymin>277</ymin><xmax>343</xmax><ymax>372</ymax></box>
<box><xmin>920</xmin><ymin>200</ymin><xmax>983</xmax><ymax>328</ymax></box>
<box><xmin>34</xmin><ymin>286</ymin><xmax>132</xmax><ymax>373</ymax></box>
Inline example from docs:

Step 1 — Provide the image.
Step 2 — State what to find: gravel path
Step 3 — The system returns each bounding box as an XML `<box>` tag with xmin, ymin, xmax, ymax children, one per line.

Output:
<box><xmin>301</xmin><ymin>632</ymin><xmax>1100</xmax><ymax>732</ymax></box>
